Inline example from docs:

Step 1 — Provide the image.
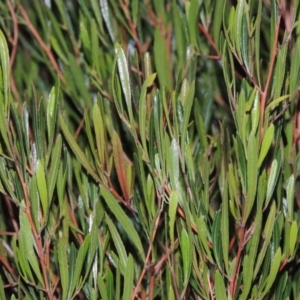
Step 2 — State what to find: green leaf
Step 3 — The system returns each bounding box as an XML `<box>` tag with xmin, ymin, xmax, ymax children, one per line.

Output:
<box><xmin>251</xmin><ymin>91</ymin><xmax>260</xmax><ymax>135</ymax></box>
<box><xmin>67</xmin><ymin>53</ymin><xmax>90</xmax><ymax>103</ymax></box>
<box><xmin>0</xmin><ymin>276</ymin><xmax>6</xmax><ymax>300</ymax></box>
<box><xmin>112</xmin><ymin>131</ymin><xmax>130</xmax><ymax>200</ymax></box>
<box><xmin>169</xmin><ymin>191</ymin><xmax>178</xmax><ymax>248</ymax></box>
<box><xmin>154</xmin><ymin>29</ymin><xmax>172</xmax><ymax>91</ymax></box>
<box><xmin>101</xmin><ymin>187</ymin><xmax>145</xmax><ymax>260</ymax></box>
<box><xmin>47</xmin><ymin>134</ymin><xmax>62</xmax><ymax>206</ymax></box>
<box><xmin>59</xmin><ymin>114</ymin><xmax>100</xmax><ymax>182</ymax></box>
<box><xmin>215</xmin><ymin>270</ymin><xmax>227</xmax><ymax>299</ymax></box>
<box><xmin>213</xmin><ymin>0</ymin><xmax>224</xmax><ymax>50</ymax></box>
<box><xmin>196</xmin><ymin>217</ymin><xmax>214</xmax><ymax>263</ymax></box>
<box><xmin>254</xmin><ymin>201</ymin><xmax>276</xmax><ymax>277</ymax></box>
<box><xmin>235</xmin><ymin>0</ymin><xmax>245</xmax><ymax>61</ymax></box>
<box><xmin>172</xmin><ymin>0</ymin><xmax>186</xmax><ymax>64</ymax></box>
<box><xmin>180</xmin><ymin>228</ymin><xmax>192</xmax><ymax>286</ymax></box>
<box><xmin>46</xmin><ymin>79</ymin><xmax>60</xmax><ymax>153</ymax></box>
<box><xmin>289</xmin><ymin>220</ymin><xmax>298</xmax><ymax>256</ymax></box>
<box><xmin>241</xmin><ymin>14</ymin><xmax>250</xmax><ymax>73</ymax></box>
<box><xmin>115</xmin><ymin>43</ymin><xmax>134</xmax><ymax>124</ymax></box>
<box><xmin>99</xmin><ymin>0</ymin><xmax>115</xmax><ymax>41</ymax></box>
<box><xmin>69</xmin><ymin>234</ymin><xmax>91</xmax><ymax>297</ymax></box>
<box><xmin>80</xmin><ymin>20</ymin><xmax>91</xmax><ymax>53</ymax></box>
<box><xmin>186</xmin><ymin>0</ymin><xmax>200</xmax><ymax>50</ymax></box>
<box><xmin>221</xmin><ymin>182</ymin><xmax>229</xmax><ymax>273</ymax></box>
<box><xmin>98</xmin><ymin>275</ymin><xmax>109</xmax><ymax>300</ymax></box>
<box><xmin>19</xmin><ymin>208</ymin><xmax>44</xmax><ymax>286</ymax></box>
<box><xmin>0</xmin><ymin>29</ymin><xmax>10</xmax><ymax>107</ymax></box>
<box><xmin>266</xmin><ymin>94</ymin><xmax>290</xmax><ymax>111</ymax></box>
<box><xmin>212</xmin><ymin>211</ymin><xmax>223</xmax><ymax>269</ymax></box>
<box><xmin>244</xmin><ymin>132</ymin><xmax>258</xmax><ymax>222</ymax></box>
<box><xmin>180</xmin><ymin>80</ymin><xmax>195</xmax><ymax>156</ymax></box>
<box><xmin>286</xmin><ymin>174</ymin><xmax>295</xmax><ymax>219</ymax></box>
<box><xmin>93</xmin><ymin>101</ymin><xmax>107</xmax><ymax>167</ymax></box>
<box><xmin>58</xmin><ymin>232</ymin><xmax>69</xmax><ymax>300</ymax></box>
<box><xmin>265</xmin><ymin>159</ymin><xmax>278</xmax><ymax>208</ymax></box>
<box><xmin>262</xmin><ymin>247</ymin><xmax>282</xmax><ymax>297</ymax></box>
<box><xmin>258</xmin><ymin>124</ymin><xmax>274</xmax><ymax>167</ymax></box>
<box><xmin>254</xmin><ymin>0</ymin><xmax>262</xmax><ymax>86</ymax></box>
<box><xmin>169</xmin><ymin>139</ymin><xmax>180</xmax><ymax>192</ymax></box>
<box><xmin>139</xmin><ymin>72</ymin><xmax>156</xmax><ymax>152</ymax></box>
<box><xmin>36</xmin><ymin>160</ymin><xmax>49</xmax><ymax>220</ymax></box>
<box><xmin>273</xmin><ymin>41</ymin><xmax>288</xmax><ymax>101</ymax></box>
<box><xmin>240</xmin><ymin>254</ymin><xmax>253</xmax><ymax>300</ymax></box>
<box><xmin>235</xmin><ymin>135</ymin><xmax>247</xmax><ymax>193</ymax></box>
<box><xmin>106</xmin><ymin>213</ymin><xmax>127</xmax><ymax>269</ymax></box>
<box><xmin>122</xmin><ymin>254</ymin><xmax>134</xmax><ymax>300</ymax></box>
<box><xmin>0</xmin><ymin>158</ymin><xmax>17</xmax><ymax>202</ymax></box>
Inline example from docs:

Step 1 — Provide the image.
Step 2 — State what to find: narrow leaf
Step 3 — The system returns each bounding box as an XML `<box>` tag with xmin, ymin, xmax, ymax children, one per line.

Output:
<box><xmin>169</xmin><ymin>191</ymin><xmax>178</xmax><ymax>248</ymax></box>
<box><xmin>215</xmin><ymin>270</ymin><xmax>227</xmax><ymax>299</ymax></box>
<box><xmin>59</xmin><ymin>114</ymin><xmax>100</xmax><ymax>182</ymax></box>
<box><xmin>122</xmin><ymin>255</ymin><xmax>134</xmax><ymax>300</ymax></box>
<box><xmin>36</xmin><ymin>160</ymin><xmax>49</xmax><ymax>219</ymax></box>
<box><xmin>106</xmin><ymin>214</ymin><xmax>127</xmax><ymax>269</ymax></box>
<box><xmin>154</xmin><ymin>29</ymin><xmax>172</xmax><ymax>90</ymax></box>
<box><xmin>258</xmin><ymin>124</ymin><xmax>274</xmax><ymax>167</ymax></box>
<box><xmin>112</xmin><ymin>131</ymin><xmax>130</xmax><ymax>200</ymax></box>
<box><xmin>139</xmin><ymin>73</ymin><xmax>156</xmax><ymax>152</ymax></box>
<box><xmin>265</xmin><ymin>159</ymin><xmax>278</xmax><ymax>208</ymax></box>
<box><xmin>180</xmin><ymin>228</ymin><xmax>192</xmax><ymax>286</ymax></box>
<box><xmin>245</xmin><ymin>132</ymin><xmax>258</xmax><ymax>222</ymax></box>
<box><xmin>289</xmin><ymin>220</ymin><xmax>298</xmax><ymax>256</ymax></box>
<box><xmin>115</xmin><ymin>43</ymin><xmax>133</xmax><ymax>122</ymax></box>
<box><xmin>101</xmin><ymin>187</ymin><xmax>145</xmax><ymax>260</ymax></box>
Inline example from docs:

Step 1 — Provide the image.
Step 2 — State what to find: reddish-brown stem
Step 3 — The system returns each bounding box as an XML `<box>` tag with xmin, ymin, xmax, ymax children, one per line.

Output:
<box><xmin>7</xmin><ymin>0</ymin><xmax>20</xmax><ymax>100</ymax></box>
<box><xmin>229</xmin><ymin>226</ymin><xmax>246</xmax><ymax>297</ymax></box>
<box><xmin>131</xmin><ymin>202</ymin><xmax>164</xmax><ymax>300</ymax></box>
<box><xmin>198</xmin><ymin>23</ymin><xmax>219</xmax><ymax>56</ymax></box>
<box><xmin>260</xmin><ymin>14</ymin><xmax>281</xmax><ymax>139</ymax></box>
<box><xmin>18</xmin><ymin>4</ymin><xmax>66</xmax><ymax>85</ymax></box>
<box><xmin>0</xmin><ymin>254</ymin><xmax>16</xmax><ymax>274</ymax></box>
<box><xmin>74</xmin><ymin>117</ymin><xmax>85</xmax><ymax>141</ymax></box>
<box><xmin>119</xmin><ymin>0</ymin><xmax>143</xmax><ymax>54</ymax></box>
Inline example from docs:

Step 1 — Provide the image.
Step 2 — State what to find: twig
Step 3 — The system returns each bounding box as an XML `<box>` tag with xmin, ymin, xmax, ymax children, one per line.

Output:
<box><xmin>18</xmin><ymin>4</ymin><xmax>66</xmax><ymax>85</ymax></box>
<box><xmin>7</xmin><ymin>0</ymin><xmax>20</xmax><ymax>99</ymax></box>
<box><xmin>229</xmin><ymin>226</ymin><xmax>246</xmax><ymax>297</ymax></box>
<box><xmin>131</xmin><ymin>201</ymin><xmax>164</xmax><ymax>299</ymax></box>
<box><xmin>260</xmin><ymin>14</ymin><xmax>281</xmax><ymax>139</ymax></box>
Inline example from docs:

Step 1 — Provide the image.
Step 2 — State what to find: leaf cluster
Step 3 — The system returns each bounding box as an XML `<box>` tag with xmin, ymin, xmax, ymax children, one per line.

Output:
<box><xmin>0</xmin><ymin>0</ymin><xmax>299</xmax><ymax>299</ymax></box>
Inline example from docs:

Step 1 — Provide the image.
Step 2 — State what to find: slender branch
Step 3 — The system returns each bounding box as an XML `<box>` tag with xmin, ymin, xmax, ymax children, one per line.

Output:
<box><xmin>7</xmin><ymin>0</ymin><xmax>20</xmax><ymax>99</ymax></box>
<box><xmin>131</xmin><ymin>201</ymin><xmax>164</xmax><ymax>299</ymax></box>
<box><xmin>229</xmin><ymin>226</ymin><xmax>246</xmax><ymax>297</ymax></box>
<box><xmin>260</xmin><ymin>14</ymin><xmax>282</xmax><ymax>139</ymax></box>
<box><xmin>18</xmin><ymin>4</ymin><xmax>66</xmax><ymax>85</ymax></box>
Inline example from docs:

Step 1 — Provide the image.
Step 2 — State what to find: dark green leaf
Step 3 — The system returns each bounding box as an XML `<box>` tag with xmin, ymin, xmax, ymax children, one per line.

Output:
<box><xmin>101</xmin><ymin>187</ymin><xmax>145</xmax><ymax>260</ymax></box>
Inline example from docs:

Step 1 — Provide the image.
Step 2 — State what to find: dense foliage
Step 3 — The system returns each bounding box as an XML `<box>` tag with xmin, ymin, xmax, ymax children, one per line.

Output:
<box><xmin>0</xmin><ymin>0</ymin><xmax>299</xmax><ymax>299</ymax></box>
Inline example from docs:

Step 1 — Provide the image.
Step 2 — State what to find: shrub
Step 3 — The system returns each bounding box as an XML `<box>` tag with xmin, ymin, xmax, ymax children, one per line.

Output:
<box><xmin>0</xmin><ymin>0</ymin><xmax>299</xmax><ymax>299</ymax></box>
